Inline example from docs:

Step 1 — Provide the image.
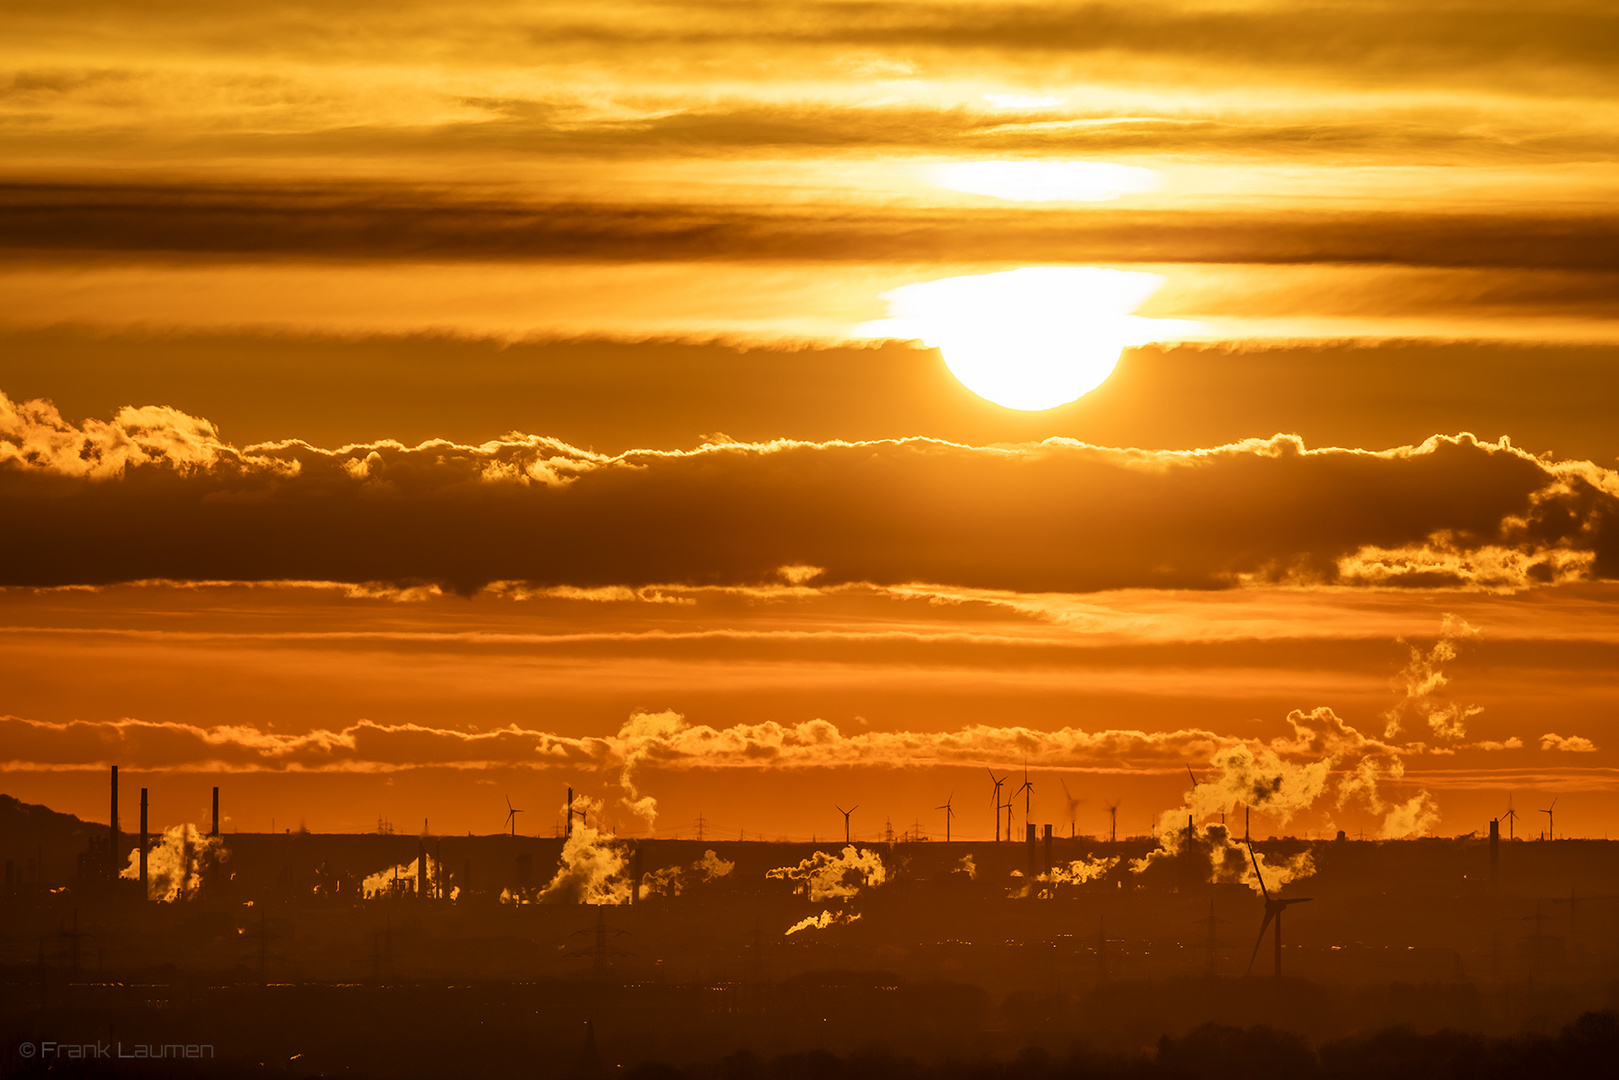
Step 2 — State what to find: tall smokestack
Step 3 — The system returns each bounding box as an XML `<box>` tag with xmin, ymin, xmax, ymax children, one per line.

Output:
<box><xmin>1489</xmin><ymin>818</ymin><xmax>1500</xmax><ymax>885</ymax></box>
<box><xmin>211</xmin><ymin>787</ymin><xmax>219</xmax><ymax>837</ymax></box>
<box><xmin>109</xmin><ymin>766</ymin><xmax>119</xmax><ymax>883</ymax></box>
<box><xmin>417</xmin><ymin>838</ymin><xmax>427</xmax><ymax>900</ymax></box>
<box><xmin>139</xmin><ymin>788</ymin><xmax>149</xmax><ymax>900</ymax></box>
<box><xmin>1026</xmin><ymin>823</ymin><xmax>1037</xmax><ymax>877</ymax></box>
<box><xmin>631</xmin><ymin>845</ymin><xmax>643</xmax><ymax>905</ymax></box>
<box><xmin>567</xmin><ymin>786</ymin><xmax>574</xmax><ymax>837</ymax></box>
<box><xmin>1043</xmin><ymin>824</ymin><xmax>1053</xmax><ymax>874</ymax></box>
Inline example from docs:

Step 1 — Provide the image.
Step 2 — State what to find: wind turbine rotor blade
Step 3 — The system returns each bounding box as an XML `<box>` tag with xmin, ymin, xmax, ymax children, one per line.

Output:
<box><xmin>1246</xmin><ymin>841</ymin><xmax>1271</xmax><ymax>900</ymax></box>
<box><xmin>1246</xmin><ymin>910</ymin><xmax>1276</xmax><ymax>975</ymax></box>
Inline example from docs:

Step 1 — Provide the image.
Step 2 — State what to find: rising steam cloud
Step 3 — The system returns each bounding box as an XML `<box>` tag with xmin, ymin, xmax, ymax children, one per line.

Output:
<box><xmin>120</xmin><ymin>823</ymin><xmax>227</xmax><ymax>902</ymax></box>
<box><xmin>638</xmin><ymin>848</ymin><xmax>735</xmax><ymax>899</ymax></box>
<box><xmin>360</xmin><ymin>855</ymin><xmax>444</xmax><ymax>900</ymax></box>
<box><xmin>538</xmin><ymin>824</ymin><xmax>631</xmax><ymax>905</ymax></box>
<box><xmin>766</xmin><ymin>845</ymin><xmax>886</xmax><ymax>902</ymax></box>
<box><xmin>1012</xmin><ymin>855</ymin><xmax>1120</xmax><ymax>899</ymax></box>
<box><xmin>785</xmin><ymin>909</ymin><xmax>861</xmax><ymax>936</ymax></box>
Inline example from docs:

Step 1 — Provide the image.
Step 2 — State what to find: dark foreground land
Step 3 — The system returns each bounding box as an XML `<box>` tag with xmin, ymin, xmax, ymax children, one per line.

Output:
<box><xmin>4</xmin><ymin>794</ymin><xmax>1619</xmax><ymax>1075</ymax></box>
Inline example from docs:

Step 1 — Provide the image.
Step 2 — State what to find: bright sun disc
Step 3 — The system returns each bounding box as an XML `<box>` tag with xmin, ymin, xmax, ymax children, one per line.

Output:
<box><xmin>866</xmin><ymin>267</ymin><xmax>1182</xmax><ymax>411</ymax></box>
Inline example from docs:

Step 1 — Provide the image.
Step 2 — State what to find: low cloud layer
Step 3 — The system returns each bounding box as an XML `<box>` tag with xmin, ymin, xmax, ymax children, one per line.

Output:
<box><xmin>3</xmin><ymin>393</ymin><xmax>1617</xmax><ymax>595</ymax></box>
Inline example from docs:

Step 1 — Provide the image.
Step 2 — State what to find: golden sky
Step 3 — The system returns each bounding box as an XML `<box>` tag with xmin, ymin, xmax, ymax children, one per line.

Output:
<box><xmin>3</xmin><ymin>1</ymin><xmax>1617</xmax><ymax>841</ymax></box>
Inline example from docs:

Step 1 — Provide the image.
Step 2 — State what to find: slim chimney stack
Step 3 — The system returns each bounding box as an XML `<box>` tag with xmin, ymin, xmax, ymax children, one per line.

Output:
<box><xmin>211</xmin><ymin>787</ymin><xmax>219</xmax><ymax>837</ymax></box>
<box><xmin>1489</xmin><ymin>818</ymin><xmax>1500</xmax><ymax>885</ymax></box>
<box><xmin>1043</xmin><ymin>824</ymin><xmax>1053</xmax><ymax>874</ymax></box>
<box><xmin>417</xmin><ymin>838</ymin><xmax>427</xmax><ymax>900</ymax></box>
<box><xmin>567</xmin><ymin>786</ymin><xmax>574</xmax><ymax>837</ymax></box>
<box><xmin>109</xmin><ymin>766</ymin><xmax>119</xmax><ymax>883</ymax></box>
<box><xmin>139</xmin><ymin>788</ymin><xmax>149</xmax><ymax>899</ymax></box>
<box><xmin>1026</xmin><ymin>823</ymin><xmax>1037</xmax><ymax>877</ymax></box>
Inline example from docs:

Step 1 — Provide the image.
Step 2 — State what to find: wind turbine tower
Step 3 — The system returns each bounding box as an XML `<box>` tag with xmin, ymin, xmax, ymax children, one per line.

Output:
<box><xmin>987</xmin><ymin>771</ymin><xmax>1007</xmax><ymax>841</ymax></box>
<box><xmin>1061</xmin><ymin>779</ymin><xmax>1082</xmax><ymax>838</ymax></box>
<box><xmin>1244</xmin><ymin>840</ymin><xmax>1313</xmax><ymax>978</ymax></box>
<box><xmin>835</xmin><ymin>804</ymin><xmax>857</xmax><ymax>845</ymax></box>
<box><xmin>504</xmin><ymin>796</ymin><xmax>524</xmax><ymax>837</ymax></box>
<box><xmin>1541</xmin><ymin>797</ymin><xmax>1558</xmax><ymax>840</ymax></box>
<box><xmin>936</xmin><ymin>794</ymin><xmax>955</xmax><ymax>843</ymax></box>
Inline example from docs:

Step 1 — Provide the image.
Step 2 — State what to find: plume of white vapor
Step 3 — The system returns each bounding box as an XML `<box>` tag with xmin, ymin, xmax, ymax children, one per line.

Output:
<box><xmin>538</xmin><ymin>824</ymin><xmax>631</xmax><ymax>904</ymax></box>
<box><xmin>360</xmin><ymin>855</ymin><xmax>443</xmax><ymax>900</ymax></box>
<box><xmin>766</xmin><ymin>846</ymin><xmax>886</xmax><ymax>902</ymax></box>
<box><xmin>1012</xmin><ymin>855</ymin><xmax>1119</xmax><ymax>899</ymax></box>
<box><xmin>954</xmin><ymin>854</ymin><xmax>977</xmax><ymax>880</ymax></box>
<box><xmin>1383</xmin><ymin>614</ymin><xmax>1481</xmax><ymax>740</ymax></box>
<box><xmin>785</xmin><ymin>909</ymin><xmax>862</xmax><ymax>936</ymax></box>
<box><xmin>120</xmin><ymin>823</ymin><xmax>226</xmax><ymax>902</ymax></box>
<box><xmin>615</xmin><ymin>709</ymin><xmax>684</xmax><ymax>827</ymax></box>
<box><xmin>638</xmin><ymin>848</ymin><xmax>736</xmax><ymax>898</ymax></box>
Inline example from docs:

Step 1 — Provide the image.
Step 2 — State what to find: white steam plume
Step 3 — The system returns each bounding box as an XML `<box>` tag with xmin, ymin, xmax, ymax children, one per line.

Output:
<box><xmin>785</xmin><ymin>909</ymin><xmax>861</xmax><ymax>936</ymax></box>
<box><xmin>766</xmin><ymin>846</ymin><xmax>886</xmax><ymax>902</ymax></box>
<box><xmin>538</xmin><ymin>824</ymin><xmax>631</xmax><ymax>904</ymax></box>
<box><xmin>120</xmin><ymin>823</ymin><xmax>226</xmax><ymax>902</ymax></box>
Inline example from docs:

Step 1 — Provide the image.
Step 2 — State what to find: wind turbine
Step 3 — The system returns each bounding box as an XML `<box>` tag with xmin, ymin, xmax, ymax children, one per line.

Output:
<box><xmin>1060</xmin><ymin>779</ymin><xmax>1083</xmax><ymax>838</ymax></box>
<box><xmin>1106</xmin><ymin>800</ymin><xmax>1120</xmax><ymax>843</ymax></box>
<box><xmin>1244</xmin><ymin>840</ymin><xmax>1313</xmax><ymax>978</ymax></box>
<box><xmin>504</xmin><ymin>796</ymin><xmax>524</xmax><ymax>837</ymax></box>
<box><xmin>1502</xmin><ymin>795</ymin><xmax>1519</xmax><ymax>840</ymax></box>
<box><xmin>987</xmin><ymin>770</ymin><xmax>1008</xmax><ymax>841</ymax></box>
<box><xmin>835</xmin><ymin>804</ymin><xmax>858</xmax><ymax>845</ymax></box>
<box><xmin>1541</xmin><ymin>797</ymin><xmax>1558</xmax><ymax>841</ymax></box>
<box><xmin>936</xmin><ymin>794</ymin><xmax>956</xmax><ymax>843</ymax></box>
<box><xmin>1015</xmin><ymin>761</ymin><xmax>1034</xmax><ymax>835</ymax></box>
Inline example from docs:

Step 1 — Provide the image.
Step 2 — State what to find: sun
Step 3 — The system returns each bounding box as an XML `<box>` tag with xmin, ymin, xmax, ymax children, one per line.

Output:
<box><xmin>864</xmin><ymin>267</ymin><xmax>1191</xmax><ymax>411</ymax></box>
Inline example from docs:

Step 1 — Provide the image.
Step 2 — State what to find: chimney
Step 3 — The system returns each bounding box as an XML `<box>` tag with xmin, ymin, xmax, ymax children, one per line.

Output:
<box><xmin>631</xmin><ymin>845</ymin><xmax>643</xmax><ymax>905</ymax></box>
<box><xmin>211</xmin><ymin>787</ymin><xmax>219</xmax><ymax>837</ymax></box>
<box><xmin>1026</xmin><ymin>823</ymin><xmax>1037</xmax><ymax>877</ymax></box>
<box><xmin>417</xmin><ymin>838</ymin><xmax>427</xmax><ymax>900</ymax></box>
<box><xmin>567</xmin><ymin>786</ymin><xmax>574</xmax><ymax>838</ymax></box>
<box><xmin>1042</xmin><ymin>824</ymin><xmax>1053</xmax><ymax>874</ymax></box>
<box><xmin>109</xmin><ymin>766</ymin><xmax>119</xmax><ymax>883</ymax></box>
<box><xmin>1489</xmin><ymin>818</ymin><xmax>1500</xmax><ymax>885</ymax></box>
<box><xmin>139</xmin><ymin>788</ymin><xmax>149</xmax><ymax>900</ymax></box>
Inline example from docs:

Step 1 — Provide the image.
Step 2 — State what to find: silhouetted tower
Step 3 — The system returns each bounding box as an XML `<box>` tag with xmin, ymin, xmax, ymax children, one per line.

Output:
<box><xmin>836</xmin><ymin>805</ymin><xmax>857</xmax><ymax>845</ymax></box>
<box><xmin>1026</xmin><ymin>823</ymin><xmax>1038</xmax><ymax>877</ymax></box>
<box><xmin>417</xmin><ymin>837</ymin><xmax>427</xmax><ymax>900</ymax></box>
<box><xmin>1541</xmin><ymin>798</ymin><xmax>1558</xmax><ymax>840</ymax></box>
<box><xmin>1107</xmin><ymin>800</ymin><xmax>1119</xmax><ymax>843</ymax></box>
<box><xmin>1244</xmin><ymin>840</ymin><xmax>1313</xmax><ymax>979</ymax></box>
<box><xmin>567</xmin><ymin>786</ymin><xmax>575</xmax><ymax>837</ymax></box>
<box><xmin>109</xmin><ymin>766</ymin><xmax>119</xmax><ymax>883</ymax></box>
<box><xmin>139</xmin><ymin>788</ymin><xmax>149</xmax><ymax>899</ymax></box>
<box><xmin>936</xmin><ymin>794</ymin><xmax>955</xmax><ymax>842</ymax></box>
<box><xmin>630</xmin><ymin>845</ymin><xmax>643</xmax><ymax>905</ymax></box>
<box><xmin>987</xmin><ymin>771</ymin><xmax>1008</xmax><ymax>841</ymax></box>
<box><xmin>1043</xmin><ymin>823</ymin><xmax>1053</xmax><ymax>874</ymax></box>
<box><xmin>1489</xmin><ymin>818</ymin><xmax>1500</xmax><ymax>885</ymax></box>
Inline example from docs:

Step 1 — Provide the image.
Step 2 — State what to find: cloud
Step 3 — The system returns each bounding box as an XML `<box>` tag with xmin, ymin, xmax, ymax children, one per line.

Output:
<box><xmin>5</xmin><ymin>393</ymin><xmax>1618</xmax><ymax>596</ymax></box>
<box><xmin>5</xmin><ymin>181</ymin><xmax>1619</xmax><ymax>273</ymax></box>
<box><xmin>1541</xmin><ymin>732</ymin><xmax>1598</xmax><ymax>753</ymax></box>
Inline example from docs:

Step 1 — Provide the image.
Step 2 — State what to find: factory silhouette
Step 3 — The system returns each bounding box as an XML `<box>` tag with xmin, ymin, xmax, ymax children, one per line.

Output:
<box><xmin>4</xmin><ymin>766</ymin><xmax>1619</xmax><ymax>1078</ymax></box>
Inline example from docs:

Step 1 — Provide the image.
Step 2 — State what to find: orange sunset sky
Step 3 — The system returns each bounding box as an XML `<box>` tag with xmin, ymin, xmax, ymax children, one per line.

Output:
<box><xmin>2</xmin><ymin>1</ymin><xmax>1617</xmax><ymax>843</ymax></box>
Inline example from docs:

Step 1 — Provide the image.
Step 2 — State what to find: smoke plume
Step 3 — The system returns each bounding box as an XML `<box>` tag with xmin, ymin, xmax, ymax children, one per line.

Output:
<box><xmin>120</xmin><ymin>823</ymin><xmax>227</xmax><ymax>902</ymax></box>
<box><xmin>784</xmin><ymin>909</ymin><xmax>862</xmax><ymax>936</ymax></box>
<box><xmin>1383</xmin><ymin>613</ymin><xmax>1481</xmax><ymax>739</ymax></box>
<box><xmin>538</xmin><ymin>824</ymin><xmax>631</xmax><ymax>904</ymax></box>
<box><xmin>638</xmin><ymin>847</ymin><xmax>736</xmax><ymax>899</ymax></box>
<box><xmin>766</xmin><ymin>845</ymin><xmax>886</xmax><ymax>902</ymax></box>
<box><xmin>361</xmin><ymin>855</ymin><xmax>443</xmax><ymax>900</ymax></box>
<box><xmin>1012</xmin><ymin>855</ymin><xmax>1119</xmax><ymax>899</ymax></box>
